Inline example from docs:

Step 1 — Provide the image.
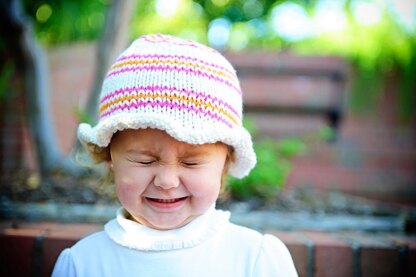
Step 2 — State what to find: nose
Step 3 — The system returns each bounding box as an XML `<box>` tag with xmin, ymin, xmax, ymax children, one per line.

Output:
<box><xmin>153</xmin><ymin>165</ymin><xmax>180</xmax><ymax>190</ymax></box>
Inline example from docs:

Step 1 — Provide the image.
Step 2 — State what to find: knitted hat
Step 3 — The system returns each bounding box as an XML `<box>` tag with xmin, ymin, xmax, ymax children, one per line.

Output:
<box><xmin>78</xmin><ymin>34</ymin><xmax>256</xmax><ymax>178</ymax></box>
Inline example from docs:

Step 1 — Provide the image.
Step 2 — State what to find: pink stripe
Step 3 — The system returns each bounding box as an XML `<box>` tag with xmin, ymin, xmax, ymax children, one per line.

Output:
<box><xmin>105</xmin><ymin>65</ymin><xmax>241</xmax><ymax>95</ymax></box>
<box><xmin>100</xmin><ymin>100</ymin><xmax>234</xmax><ymax>128</ymax></box>
<box><xmin>100</xmin><ymin>85</ymin><xmax>241</xmax><ymax>118</ymax></box>
<box><xmin>142</xmin><ymin>35</ymin><xmax>218</xmax><ymax>54</ymax></box>
<box><xmin>115</xmin><ymin>54</ymin><xmax>236</xmax><ymax>77</ymax></box>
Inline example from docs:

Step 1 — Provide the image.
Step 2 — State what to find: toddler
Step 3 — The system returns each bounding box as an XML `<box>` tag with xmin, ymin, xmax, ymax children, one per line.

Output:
<box><xmin>52</xmin><ymin>34</ymin><xmax>297</xmax><ymax>276</ymax></box>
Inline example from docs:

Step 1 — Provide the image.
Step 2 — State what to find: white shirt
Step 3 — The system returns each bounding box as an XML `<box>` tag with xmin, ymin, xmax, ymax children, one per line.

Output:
<box><xmin>52</xmin><ymin>207</ymin><xmax>298</xmax><ymax>276</ymax></box>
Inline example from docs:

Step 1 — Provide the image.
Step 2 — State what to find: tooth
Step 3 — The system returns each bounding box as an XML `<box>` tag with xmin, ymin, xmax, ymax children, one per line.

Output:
<box><xmin>158</xmin><ymin>199</ymin><xmax>175</xmax><ymax>203</ymax></box>
<box><xmin>148</xmin><ymin>197</ymin><xmax>186</xmax><ymax>203</ymax></box>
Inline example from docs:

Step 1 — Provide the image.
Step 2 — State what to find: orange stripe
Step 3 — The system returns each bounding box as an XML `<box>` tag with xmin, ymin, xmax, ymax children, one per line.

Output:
<box><xmin>100</xmin><ymin>93</ymin><xmax>240</xmax><ymax>126</ymax></box>
<box><xmin>110</xmin><ymin>58</ymin><xmax>236</xmax><ymax>83</ymax></box>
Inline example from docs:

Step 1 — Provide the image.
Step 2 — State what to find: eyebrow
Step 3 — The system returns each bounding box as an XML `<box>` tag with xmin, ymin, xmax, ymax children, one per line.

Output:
<box><xmin>125</xmin><ymin>149</ymin><xmax>157</xmax><ymax>156</ymax></box>
<box><xmin>178</xmin><ymin>149</ymin><xmax>211</xmax><ymax>159</ymax></box>
<box><xmin>124</xmin><ymin>146</ymin><xmax>214</xmax><ymax>158</ymax></box>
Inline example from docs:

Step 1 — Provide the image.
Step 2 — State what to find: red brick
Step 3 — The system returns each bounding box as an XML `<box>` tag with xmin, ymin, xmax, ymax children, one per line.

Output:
<box><xmin>225</xmin><ymin>52</ymin><xmax>346</xmax><ymax>73</ymax></box>
<box><xmin>301</xmin><ymin>231</ymin><xmax>353</xmax><ymax>277</ymax></box>
<box><xmin>361</xmin><ymin>247</ymin><xmax>400</xmax><ymax>277</ymax></box>
<box><xmin>1</xmin><ymin>226</ymin><xmax>46</xmax><ymax>237</ymax></box>
<box><xmin>410</xmin><ymin>249</ymin><xmax>416</xmax><ymax>277</ymax></box>
<box><xmin>269</xmin><ymin>231</ymin><xmax>308</xmax><ymax>277</ymax></box>
<box><xmin>47</xmin><ymin>43</ymin><xmax>95</xmax><ymax>154</ymax></box>
<box><xmin>241</xmin><ymin>75</ymin><xmax>336</xmax><ymax>108</ymax></box>
<box><xmin>41</xmin><ymin>223</ymin><xmax>101</xmax><ymax>276</ymax></box>
<box><xmin>0</xmin><ymin>231</ymin><xmax>41</xmax><ymax>276</ymax></box>
<box><xmin>385</xmin><ymin>234</ymin><xmax>416</xmax><ymax>277</ymax></box>
<box><xmin>13</xmin><ymin>221</ymin><xmax>61</xmax><ymax>232</ymax></box>
<box><xmin>247</xmin><ymin>112</ymin><xmax>327</xmax><ymax>138</ymax></box>
<box><xmin>337</xmin><ymin>232</ymin><xmax>401</xmax><ymax>277</ymax></box>
<box><xmin>41</xmin><ymin>236</ymin><xmax>78</xmax><ymax>277</ymax></box>
<box><xmin>47</xmin><ymin>223</ymin><xmax>102</xmax><ymax>240</ymax></box>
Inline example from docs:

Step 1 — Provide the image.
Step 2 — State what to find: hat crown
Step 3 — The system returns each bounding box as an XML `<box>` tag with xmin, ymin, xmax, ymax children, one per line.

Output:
<box><xmin>78</xmin><ymin>34</ymin><xmax>256</xmax><ymax>178</ymax></box>
<box><xmin>98</xmin><ymin>34</ymin><xmax>243</xmax><ymax>131</ymax></box>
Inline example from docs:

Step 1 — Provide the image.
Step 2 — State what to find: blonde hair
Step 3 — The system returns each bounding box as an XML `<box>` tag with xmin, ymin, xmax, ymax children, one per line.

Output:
<box><xmin>86</xmin><ymin>143</ymin><xmax>111</xmax><ymax>163</ymax></box>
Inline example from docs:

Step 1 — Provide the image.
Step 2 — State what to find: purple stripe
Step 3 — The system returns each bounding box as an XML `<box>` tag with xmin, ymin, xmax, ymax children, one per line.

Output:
<box><xmin>115</xmin><ymin>54</ymin><xmax>236</xmax><ymax>77</ymax></box>
<box><xmin>100</xmin><ymin>100</ymin><xmax>234</xmax><ymax>128</ymax></box>
<box><xmin>100</xmin><ymin>85</ymin><xmax>241</xmax><ymax>118</ymax></box>
<box><xmin>105</xmin><ymin>65</ymin><xmax>241</xmax><ymax>95</ymax></box>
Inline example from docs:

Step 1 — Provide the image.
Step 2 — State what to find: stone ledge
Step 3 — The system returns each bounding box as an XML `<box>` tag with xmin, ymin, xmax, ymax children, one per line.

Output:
<box><xmin>1</xmin><ymin>221</ymin><xmax>415</xmax><ymax>277</ymax></box>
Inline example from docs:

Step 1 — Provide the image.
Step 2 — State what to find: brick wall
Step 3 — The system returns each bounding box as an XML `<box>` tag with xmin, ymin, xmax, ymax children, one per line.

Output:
<box><xmin>1</xmin><ymin>222</ymin><xmax>415</xmax><ymax>277</ymax></box>
<box><xmin>2</xmin><ymin>43</ymin><xmax>414</xmax><ymax>208</ymax></box>
<box><xmin>0</xmin><ymin>86</ymin><xmax>33</xmax><ymax>181</ymax></box>
<box><xmin>226</xmin><ymin>52</ymin><xmax>416</xmax><ymax>207</ymax></box>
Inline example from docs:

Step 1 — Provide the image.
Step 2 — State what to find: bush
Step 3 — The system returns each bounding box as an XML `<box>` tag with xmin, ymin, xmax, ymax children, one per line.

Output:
<box><xmin>227</xmin><ymin>119</ymin><xmax>305</xmax><ymax>202</ymax></box>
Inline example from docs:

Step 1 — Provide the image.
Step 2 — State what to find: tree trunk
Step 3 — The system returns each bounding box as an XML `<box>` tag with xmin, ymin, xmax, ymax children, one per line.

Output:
<box><xmin>1</xmin><ymin>0</ymin><xmax>138</xmax><ymax>177</ymax></box>
<box><xmin>0</xmin><ymin>0</ymin><xmax>79</xmax><ymax>177</ymax></box>
<box><xmin>72</xmin><ymin>0</ymin><xmax>137</xmax><ymax>156</ymax></box>
<box><xmin>85</xmin><ymin>0</ymin><xmax>138</xmax><ymax>122</ymax></box>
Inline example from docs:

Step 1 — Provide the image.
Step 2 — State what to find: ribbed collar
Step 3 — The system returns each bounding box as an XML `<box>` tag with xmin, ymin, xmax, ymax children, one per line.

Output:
<box><xmin>104</xmin><ymin>206</ymin><xmax>230</xmax><ymax>251</ymax></box>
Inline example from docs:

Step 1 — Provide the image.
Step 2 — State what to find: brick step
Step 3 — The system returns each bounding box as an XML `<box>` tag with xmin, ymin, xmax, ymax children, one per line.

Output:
<box><xmin>271</xmin><ymin>230</ymin><xmax>416</xmax><ymax>277</ymax></box>
<box><xmin>225</xmin><ymin>52</ymin><xmax>346</xmax><ymax>72</ymax></box>
<box><xmin>294</xmin><ymin>143</ymin><xmax>416</xmax><ymax>171</ymax></box>
<box><xmin>1</xmin><ymin>221</ymin><xmax>415</xmax><ymax>277</ymax></box>
<box><xmin>248</xmin><ymin>114</ymin><xmax>415</xmax><ymax>151</ymax></box>
<box><xmin>286</xmin><ymin>163</ymin><xmax>416</xmax><ymax>206</ymax></box>
<box><xmin>247</xmin><ymin>112</ymin><xmax>329</xmax><ymax>139</ymax></box>
<box><xmin>241</xmin><ymin>75</ymin><xmax>337</xmax><ymax>109</ymax></box>
<box><xmin>340</xmin><ymin>127</ymin><xmax>416</xmax><ymax>151</ymax></box>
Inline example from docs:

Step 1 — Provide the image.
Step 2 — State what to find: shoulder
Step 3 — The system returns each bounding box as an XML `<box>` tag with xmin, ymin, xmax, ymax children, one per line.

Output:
<box><xmin>222</xmin><ymin>223</ymin><xmax>291</xmax><ymax>253</ymax></box>
<box><xmin>216</xmin><ymin>223</ymin><xmax>270</xmax><ymax>259</ymax></box>
<box><xmin>225</xmin><ymin>222</ymin><xmax>263</xmax><ymax>239</ymax></box>
<box><xmin>69</xmin><ymin>230</ymin><xmax>117</xmax><ymax>257</ymax></box>
<box><xmin>52</xmin><ymin>230</ymin><xmax>121</xmax><ymax>276</ymax></box>
<box><xmin>71</xmin><ymin>231</ymin><xmax>109</xmax><ymax>249</ymax></box>
<box><xmin>218</xmin><ymin>222</ymin><xmax>263</xmax><ymax>250</ymax></box>
<box><xmin>253</xmin><ymin>234</ymin><xmax>298</xmax><ymax>276</ymax></box>
<box><xmin>59</xmin><ymin>231</ymin><xmax>114</xmax><ymax>262</ymax></box>
<box><xmin>221</xmin><ymin>223</ymin><xmax>297</xmax><ymax>276</ymax></box>
<box><xmin>52</xmin><ymin>248</ymin><xmax>76</xmax><ymax>277</ymax></box>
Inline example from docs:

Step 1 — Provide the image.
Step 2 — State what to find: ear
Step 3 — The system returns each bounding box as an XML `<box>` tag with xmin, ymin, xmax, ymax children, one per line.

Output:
<box><xmin>107</xmin><ymin>146</ymin><xmax>113</xmax><ymax>169</ymax></box>
<box><xmin>225</xmin><ymin>145</ymin><xmax>235</xmax><ymax>168</ymax></box>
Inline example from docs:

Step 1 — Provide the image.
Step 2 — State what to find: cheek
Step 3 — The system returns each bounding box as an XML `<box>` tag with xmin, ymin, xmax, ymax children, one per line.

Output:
<box><xmin>113</xmin><ymin>167</ymin><xmax>151</xmax><ymax>200</ymax></box>
<box><xmin>115</xmin><ymin>178</ymin><xmax>138</xmax><ymax>198</ymax></box>
<box><xmin>185</xmin><ymin>166</ymin><xmax>224</xmax><ymax>198</ymax></box>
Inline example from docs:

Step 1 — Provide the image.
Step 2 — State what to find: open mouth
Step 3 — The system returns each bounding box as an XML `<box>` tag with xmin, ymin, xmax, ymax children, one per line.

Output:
<box><xmin>146</xmin><ymin>196</ymin><xmax>188</xmax><ymax>204</ymax></box>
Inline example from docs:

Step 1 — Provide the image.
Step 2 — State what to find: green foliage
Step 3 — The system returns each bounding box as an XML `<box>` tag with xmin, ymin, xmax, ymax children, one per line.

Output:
<box><xmin>227</xmin><ymin>118</ymin><xmax>305</xmax><ymax>201</ymax></box>
<box><xmin>128</xmin><ymin>1</ymin><xmax>414</xmax><ymax>119</ymax></box>
<box><xmin>73</xmin><ymin>107</ymin><xmax>95</xmax><ymax>126</ymax></box>
<box><xmin>318</xmin><ymin>126</ymin><xmax>335</xmax><ymax>141</ymax></box>
<box><xmin>22</xmin><ymin>0</ymin><xmax>107</xmax><ymax>44</ymax></box>
<box><xmin>293</xmin><ymin>7</ymin><xmax>416</xmax><ymax>120</ymax></box>
<box><xmin>277</xmin><ymin>138</ymin><xmax>306</xmax><ymax>157</ymax></box>
<box><xmin>398</xmin><ymin>51</ymin><xmax>416</xmax><ymax>120</ymax></box>
<box><xmin>129</xmin><ymin>0</ymin><xmax>209</xmax><ymax>43</ymax></box>
<box><xmin>0</xmin><ymin>62</ymin><xmax>15</xmax><ymax>101</ymax></box>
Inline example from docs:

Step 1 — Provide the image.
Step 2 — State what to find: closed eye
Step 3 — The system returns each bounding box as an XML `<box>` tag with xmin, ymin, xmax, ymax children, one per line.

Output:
<box><xmin>181</xmin><ymin>161</ymin><xmax>199</xmax><ymax>167</ymax></box>
<box><xmin>127</xmin><ymin>158</ymin><xmax>156</xmax><ymax>165</ymax></box>
<box><xmin>139</xmin><ymin>161</ymin><xmax>155</xmax><ymax>165</ymax></box>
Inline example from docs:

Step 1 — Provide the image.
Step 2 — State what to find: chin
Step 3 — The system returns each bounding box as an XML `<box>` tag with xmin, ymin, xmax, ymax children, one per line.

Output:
<box><xmin>148</xmin><ymin>216</ymin><xmax>194</xmax><ymax>230</ymax></box>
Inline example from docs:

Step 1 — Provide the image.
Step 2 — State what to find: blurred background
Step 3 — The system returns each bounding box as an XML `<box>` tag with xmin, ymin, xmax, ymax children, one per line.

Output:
<box><xmin>0</xmin><ymin>0</ymin><xmax>415</xmax><ymax>228</ymax></box>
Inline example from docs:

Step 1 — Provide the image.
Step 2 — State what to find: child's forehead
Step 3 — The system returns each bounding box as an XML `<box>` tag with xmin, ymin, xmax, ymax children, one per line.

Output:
<box><xmin>112</xmin><ymin>128</ymin><xmax>224</xmax><ymax>152</ymax></box>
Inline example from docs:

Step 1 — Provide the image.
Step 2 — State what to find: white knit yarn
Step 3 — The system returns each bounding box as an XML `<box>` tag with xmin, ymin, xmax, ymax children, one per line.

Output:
<box><xmin>78</xmin><ymin>34</ymin><xmax>256</xmax><ymax>178</ymax></box>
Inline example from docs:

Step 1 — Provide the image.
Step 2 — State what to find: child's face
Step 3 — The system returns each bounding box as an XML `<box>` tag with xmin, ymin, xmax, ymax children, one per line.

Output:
<box><xmin>110</xmin><ymin>128</ymin><xmax>228</xmax><ymax>230</ymax></box>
